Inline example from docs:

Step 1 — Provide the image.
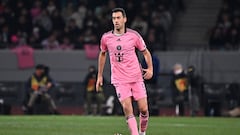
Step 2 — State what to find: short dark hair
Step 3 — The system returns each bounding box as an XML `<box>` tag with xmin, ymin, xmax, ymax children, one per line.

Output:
<box><xmin>112</xmin><ymin>8</ymin><xmax>126</xmax><ymax>17</ymax></box>
<box><xmin>35</xmin><ymin>64</ymin><xmax>45</xmax><ymax>70</ymax></box>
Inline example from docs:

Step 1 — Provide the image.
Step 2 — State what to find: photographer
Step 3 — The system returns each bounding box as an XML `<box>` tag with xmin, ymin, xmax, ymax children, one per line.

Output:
<box><xmin>26</xmin><ymin>64</ymin><xmax>58</xmax><ymax>114</ymax></box>
<box><xmin>84</xmin><ymin>66</ymin><xmax>105</xmax><ymax>115</ymax></box>
<box><xmin>171</xmin><ymin>64</ymin><xmax>188</xmax><ymax>116</ymax></box>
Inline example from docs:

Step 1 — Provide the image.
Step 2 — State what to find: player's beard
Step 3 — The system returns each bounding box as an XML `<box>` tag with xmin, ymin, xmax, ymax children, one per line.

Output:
<box><xmin>115</xmin><ymin>24</ymin><xmax>123</xmax><ymax>33</ymax></box>
<box><xmin>115</xmin><ymin>25</ymin><xmax>120</xmax><ymax>30</ymax></box>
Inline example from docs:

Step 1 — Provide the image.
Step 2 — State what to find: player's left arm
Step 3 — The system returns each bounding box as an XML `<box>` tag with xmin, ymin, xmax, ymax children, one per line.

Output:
<box><xmin>142</xmin><ymin>49</ymin><xmax>153</xmax><ymax>80</ymax></box>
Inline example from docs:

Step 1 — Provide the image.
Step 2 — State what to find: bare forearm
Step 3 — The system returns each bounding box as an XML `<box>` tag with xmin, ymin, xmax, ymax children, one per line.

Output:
<box><xmin>96</xmin><ymin>51</ymin><xmax>106</xmax><ymax>91</ymax></box>
<box><xmin>143</xmin><ymin>49</ymin><xmax>153</xmax><ymax>70</ymax></box>
<box><xmin>97</xmin><ymin>51</ymin><xmax>106</xmax><ymax>77</ymax></box>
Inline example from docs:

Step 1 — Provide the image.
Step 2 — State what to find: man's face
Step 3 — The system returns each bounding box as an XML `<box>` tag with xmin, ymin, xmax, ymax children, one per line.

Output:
<box><xmin>112</xmin><ymin>11</ymin><xmax>126</xmax><ymax>30</ymax></box>
<box><xmin>35</xmin><ymin>69</ymin><xmax>44</xmax><ymax>76</ymax></box>
<box><xmin>174</xmin><ymin>65</ymin><xmax>183</xmax><ymax>75</ymax></box>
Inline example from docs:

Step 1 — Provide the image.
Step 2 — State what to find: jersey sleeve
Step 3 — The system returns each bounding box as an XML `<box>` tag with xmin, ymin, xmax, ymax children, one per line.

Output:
<box><xmin>100</xmin><ymin>35</ymin><xmax>108</xmax><ymax>52</ymax></box>
<box><xmin>135</xmin><ymin>33</ymin><xmax>146</xmax><ymax>51</ymax></box>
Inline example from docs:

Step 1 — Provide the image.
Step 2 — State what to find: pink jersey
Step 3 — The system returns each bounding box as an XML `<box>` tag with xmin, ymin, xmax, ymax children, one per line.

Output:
<box><xmin>12</xmin><ymin>45</ymin><xmax>35</xmax><ymax>69</ymax></box>
<box><xmin>100</xmin><ymin>28</ymin><xmax>146</xmax><ymax>84</ymax></box>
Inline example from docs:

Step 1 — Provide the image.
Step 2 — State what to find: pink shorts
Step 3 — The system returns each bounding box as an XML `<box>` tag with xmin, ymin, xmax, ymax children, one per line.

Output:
<box><xmin>113</xmin><ymin>82</ymin><xmax>147</xmax><ymax>101</ymax></box>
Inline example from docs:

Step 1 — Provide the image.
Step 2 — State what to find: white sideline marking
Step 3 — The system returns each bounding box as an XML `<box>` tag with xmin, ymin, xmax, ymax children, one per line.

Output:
<box><xmin>156</xmin><ymin>123</ymin><xmax>237</xmax><ymax>128</ymax></box>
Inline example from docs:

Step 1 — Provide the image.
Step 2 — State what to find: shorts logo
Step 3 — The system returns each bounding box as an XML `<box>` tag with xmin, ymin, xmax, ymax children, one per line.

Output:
<box><xmin>117</xmin><ymin>93</ymin><xmax>121</xmax><ymax>99</ymax></box>
<box><xmin>142</xmin><ymin>83</ymin><xmax>146</xmax><ymax>91</ymax></box>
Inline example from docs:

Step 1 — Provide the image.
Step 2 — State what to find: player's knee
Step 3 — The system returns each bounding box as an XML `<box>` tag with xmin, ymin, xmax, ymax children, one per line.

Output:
<box><xmin>139</xmin><ymin>106</ymin><xmax>148</xmax><ymax>115</ymax></box>
<box><xmin>122</xmin><ymin>104</ymin><xmax>131</xmax><ymax>112</ymax></box>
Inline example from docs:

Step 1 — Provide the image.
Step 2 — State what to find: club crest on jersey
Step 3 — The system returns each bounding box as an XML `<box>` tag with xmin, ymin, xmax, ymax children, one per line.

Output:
<box><xmin>116</xmin><ymin>45</ymin><xmax>122</xmax><ymax>50</ymax></box>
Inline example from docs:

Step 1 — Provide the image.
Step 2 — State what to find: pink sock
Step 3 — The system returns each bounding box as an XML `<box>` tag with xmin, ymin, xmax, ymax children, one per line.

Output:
<box><xmin>139</xmin><ymin>112</ymin><xmax>149</xmax><ymax>132</ymax></box>
<box><xmin>126</xmin><ymin>115</ymin><xmax>139</xmax><ymax>135</ymax></box>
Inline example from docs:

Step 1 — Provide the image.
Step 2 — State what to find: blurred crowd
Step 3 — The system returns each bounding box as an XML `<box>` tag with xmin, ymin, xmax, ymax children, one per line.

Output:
<box><xmin>0</xmin><ymin>0</ymin><xmax>184</xmax><ymax>51</ymax></box>
<box><xmin>209</xmin><ymin>0</ymin><xmax>240</xmax><ymax>50</ymax></box>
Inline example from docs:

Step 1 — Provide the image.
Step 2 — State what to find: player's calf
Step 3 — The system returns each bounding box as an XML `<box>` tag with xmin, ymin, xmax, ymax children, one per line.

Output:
<box><xmin>139</xmin><ymin>111</ymin><xmax>149</xmax><ymax>134</ymax></box>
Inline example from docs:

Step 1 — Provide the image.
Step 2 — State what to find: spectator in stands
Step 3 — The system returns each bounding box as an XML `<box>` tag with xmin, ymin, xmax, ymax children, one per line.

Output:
<box><xmin>209</xmin><ymin>0</ymin><xmax>240</xmax><ymax>51</ymax></box>
<box><xmin>28</xmin><ymin>25</ymin><xmax>45</xmax><ymax>49</ymax></box>
<box><xmin>146</xmin><ymin>28</ymin><xmax>162</xmax><ymax>50</ymax></box>
<box><xmin>26</xmin><ymin>64</ymin><xmax>58</xmax><ymax>114</ymax></box>
<box><xmin>217</xmin><ymin>13</ymin><xmax>232</xmax><ymax>34</ymax></box>
<box><xmin>51</xmin><ymin>9</ymin><xmax>65</xmax><ymax>34</ymax></box>
<box><xmin>156</xmin><ymin>4</ymin><xmax>172</xmax><ymax>33</ymax></box>
<box><xmin>171</xmin><ymin>63</ymin><xmax>188</xmax><ymax>116</ymax></box>
<box><xmin>14</xmin><ymin>0</ymin><xmax>27</xmax><ymax>18</ymax></box>
<box><xmin>83</xmin><ymin>10</ymin><xmax>100</xmax><ymax>36</ymax></box>
<box><xmin>61</xmin><ymin>1</ymin><xmax>75</xmax><ymax>21</ymax></box>
<box><xmin>33</xmin><ymin>9</ymin><xmax>52</xmax><ymax>32</ymax></box>
<box><xmin>131</xmin><ymin>15</ymin><xmax>148</xmax><ymax>36</ymax></box>
<box><xmin>41</xmin><ymin>33</ymin><xmax>60</xmax><ymax>50</ymax></box>
<box><xmin>1</xmin><ymin>5</ymin><xmax>15</xmax><ymax>27</ymax></box>
<box><xmin>0</xmin><ymin>1</ymin><xmax>5</xmax><ymax>14</ymax></box>
<box><xmin>64</xmin><ymin>18</ymin><xmax>81</xmax><ymax>45</ymax></box>
<box><xmin>46</xmin><ymin>0</ymin><xmax>57</xmax><ymax>15</ymax></box>
<box><xmin>139</xmin><ymin>0</ymin><xmax>151</xmax><ymax>21</ymax></box>
<box><xmin>9</xmin><ymin>34</ymin><xmax>20</xmax><ymax>49</ymax></box>
<box><xmin>30</xmin><ymin>0</ymin><xmax>42</xmax><ymax>20</ymax></box>
<box><xmin>15</xmin><ymin>14</ymin><xmax>32</xmax><ymax>38</ymax></box>
<box><xmin>70</xmin><ymin>3</ymin><xmax>87</xmax><ymax>29</ymax></box>
<box><xmin>218</xmin><ymin>1</ymin><xmax>232</xmax><ymax>18</ymax></box>
<box><xmin>232</xmin><ymin>17</ymin><xmax>240</xmax><ymax>31</ymax></box>
<box><xmin>209</xmin><ymin>27</ymin><xmax>227</xmax><ymax>50</ymax></box>
<box><xmin>0</xmin><ymin>0</ymin><xmax>178</xmax><ymax>50</ymax></box>
<box><xmin>83</xmin><ymin>65</ymin><xmax>105</xmax><ymax>115</ymax></box>
<box><xmin>125</xmin><ymin>0</ymin><xmax>136</xmax><ymax>24</ymax></box>
<box><xmin>225</xmin><ymin>27</ymin><xmax>240</xmax><ymax>50</ymax></box>
<box><xmin>0</xmin><ymin>15</ymin><xmax>6</xmax><ymax>28</ymax></box>
<box><xmin>222</xmin><ymin>0</ymin><xmax>240</xmax><ymax>16</ymax></box>
<box><xmin>150</xmin><ymin>5</ymin><xmax>171</xmax><ymax>50</ymax></box>
<box><xmin>82</xmin><ymin>28</ymin><xmax>98</xmax><ymax>44</ymax></box>
<box><xmin>0</xmin><ymin>25</ymin><xmax>11</xmax><ymax>48</ymax></box>
<box><xmin>59</xmin><ymin>36</ymin><xmax>74</xmax><ymax>50</ymax></box>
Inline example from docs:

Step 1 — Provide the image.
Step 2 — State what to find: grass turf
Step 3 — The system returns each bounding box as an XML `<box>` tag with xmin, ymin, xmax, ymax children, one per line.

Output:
<box><xmin>0</xmin><ymin>116</ymin><xmax>239</xmax><ymax>135</ymax></box>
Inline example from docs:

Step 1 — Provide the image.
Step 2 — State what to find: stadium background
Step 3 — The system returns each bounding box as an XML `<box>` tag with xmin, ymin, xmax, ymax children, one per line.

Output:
<box><xmin>0</xmin><ymin>0</ymin><xmax>240</xmax><ymax>116</ymax></box>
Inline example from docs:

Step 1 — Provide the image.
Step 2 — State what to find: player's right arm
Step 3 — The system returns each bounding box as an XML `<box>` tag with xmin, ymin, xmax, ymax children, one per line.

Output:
<box><xmin>96</xmin><ymin>51</ymin><xmax>107</xmax><ymax>92</ymax></box>
<box><xmin>96</xmin><ymin>34</ymin><xmax>108</xmax><ymax>92</ymax></box>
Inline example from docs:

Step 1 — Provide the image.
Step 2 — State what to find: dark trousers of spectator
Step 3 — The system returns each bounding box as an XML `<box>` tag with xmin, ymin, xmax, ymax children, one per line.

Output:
<box><xmin>27</xmin><ymin>91</ymin><xmax>57</xmax><ymax>113</ymax></box>
<box><xmin>175</xmin><ymin>102</ymin><xmax>185</xmax><ymax>116</ymax></box>
<box><xmin>205</xmin><ymin>101</ymin><xmax>221</xmax><ymax>116</ymax></box>
<box><xmin>86</xmin><ymin>92</ymin><xmax>105</xmax><ymax>115</ymax></box>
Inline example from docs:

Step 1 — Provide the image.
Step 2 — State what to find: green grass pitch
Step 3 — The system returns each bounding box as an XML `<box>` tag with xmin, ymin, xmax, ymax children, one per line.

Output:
<box><xmin>0</xmin><ymin>116</ymin><xmax>239</xmax><ymax>135</ymax></box>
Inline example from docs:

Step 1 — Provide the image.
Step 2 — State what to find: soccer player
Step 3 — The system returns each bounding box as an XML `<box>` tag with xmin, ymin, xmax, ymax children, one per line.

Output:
<box><xmin>96</xmin><ymin>8</ymin><xmax>153</xmax><ymax>135</ymax></box>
